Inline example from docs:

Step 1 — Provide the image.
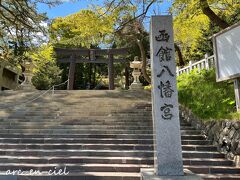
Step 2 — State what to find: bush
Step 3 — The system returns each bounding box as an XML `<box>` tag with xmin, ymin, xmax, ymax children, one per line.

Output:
<box><xmin>177</xmin><ymin>69</ymin><xmax>236</xmax><ymax>120</ymax></box>
<box><xmin>144</xmin><ymin>85</ymin><xmax>151</xmax><ymax>90</ymax></box>
<box><xmin>32</xmin><ymin>62</ymin><xmax>62</xmax><ymax>90</ymax></box>
<box><xmin>31</xmin><ymin>44</ymin><xmax>62</xmax><ymax>90</ymax></box>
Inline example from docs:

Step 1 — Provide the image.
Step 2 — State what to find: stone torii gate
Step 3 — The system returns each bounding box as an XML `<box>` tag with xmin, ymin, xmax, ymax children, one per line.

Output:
<box><xmin>54</xmin><ymin>48</ymin><xmax>129</xmax><ymax>90</ymax></box>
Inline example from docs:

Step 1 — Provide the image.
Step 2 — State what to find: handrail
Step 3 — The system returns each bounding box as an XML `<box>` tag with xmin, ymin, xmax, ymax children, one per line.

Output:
<box><xmin>191</xmin><ymin>58</ymin><xmax>206</xmax><ymax>66</ymax></box>
<box><xmin>177</xmin><ymin>54</ymin><xmax>215</xmax><ymax>76</ymax></box>
<box><xmin>52</xmin><ymin>79</ymin><xmax>69</xmax><ymax>95</ymax></box>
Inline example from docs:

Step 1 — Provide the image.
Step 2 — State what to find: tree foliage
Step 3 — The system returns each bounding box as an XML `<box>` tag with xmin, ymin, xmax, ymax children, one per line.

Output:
<box><xmin>0</xmin><ymin>0</ymin><xmax>48</xmax><ymax>63</ymax></box>
<box><xmin>172</xmin><ymin>0</ymin><xmax>240</xmax><ymax>61</ymax></box>
<box><xmin>177</xmin><ymin>69</ymin><xmax>236</xmax><ymax>119</ymax></box>
<box><xmin>51</xmin><ymin>10</ymin><xmax>110</xmax><ymax>47</ymax></box>
<box><xmin>0</xmin><ymin>0</ymin><xmax>73</xmax><ymax>90</ymax></box>
<box><xmin>0</xmin><ymin>0</ymin><xmax>72</xmax><ymax>64</ymax></box>
<box><xmin>101</xmin><ymin>0</ymin><xmax>239</xmax><ymax>64</ymax></box>
<box><xmin>114</xmin><ymin>19</ymin><xmax>151</xmax><ymax>84</ymax></box>
<box><xmin>30</xmin><ymin>44</ymin><xmax>62</xmax><ymax>90</ymax></box>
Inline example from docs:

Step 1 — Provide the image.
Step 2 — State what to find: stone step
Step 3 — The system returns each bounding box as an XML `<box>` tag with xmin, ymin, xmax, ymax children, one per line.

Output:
<box><xmin>5</xmin><ymin>116</ymin><xmax>151</xmax><ymax>120</ymax></box>
<box><xmin>7</xmin><ymin>102</ymin><xmax>140</xmax><ymax>105</ymax></box>
<box><xmin>0</xmin><ymin>121</ymin><xmax>152</xmax><ymax>126</ymax></box>
<box><xmin>0</xmin><ymin>125</ymin><xmax>197</xmax><ymax>131</ymax></box>
<box><xmin>0</xmin><ymin>121</ymin><xmax>187</xmax><ymax>126</ymax></box>
<box><xmin>198</xmin><ymin>174</ymin><xmax>240</xmax><ymax>179</ymax></box>
<box><xmin>184</xmin><ymin>165</ymin><xmax>240</xmax><ymax>174</ymax></box>
<box><xmin>0</xmin><ymin>172</ymin><xmax>141</xmax><ymax>180</ymax></box>
<box><xmin>0</xmin><ymin>138</ymin><xmax>210</xmax><ymax>145</ymax></box>
<box><xmin>0</xmin><ymin>133</ymin><xmax>154</xmax><ymax>139</ymax></box>
<box><xmin>0</xmin><ymin>125</ymin><xmax>154</xmax><ymax>130</ymax></box>
<box><xmin>0</xmin><ymin>143</ymin><xmax>154</xmax><ymax>151</ymax></box>
<box><xmin>0</xmin><ymin>156</ymin><xmax>153</xmax><ymax>165</ymax></box>
<box><xmin>0</xmin><ymin>163</ymin><xmax>238</xmax><ymax>174</ymax></box>
<box><xmin>182</xmin><ymin>145</ymin><xmax>217</xmax><ymax>151</ymax></box>
<box><xmin>2</xmin><ymin>90</ymin><xmax>237</xmax><ymax>179</ymax></box>
<box><xmin>183</xmin><ymin>158</ymin><xmax>234</xmax><ymax>166</ymax></box>
<box><xmin>0</xmin><ymin>129</ymin><xmax>154</xmax><ymax>134</ymax></box>
<box><xmin>0</xmin><ymin>163</ymin><xmax>152</xmax><ymax>172</ymax></box>
<box><xmin>11</xmin><ymin>104</ymin><xmax>144</xmax><ymax>107</ymax></box>
<box><xmin>5</xmin><ymin>105</ymin><xmax>147</xmax><ymax>109</ymax></box>
<box><xmin>0</xmin><ymin>122</ymin><xmax>153</xmax><ymax>127</ymax></box>
<box><xmin>0</xmin><ymin>164</ymin><xmax>237</xmax><ymax>175</ymax></box>
<box><xmin>0</xmin><ymin>129</ymin><xmax>201</xmax><ymax>135</ymax></box>
<box><xmin>0</xmin><ymin>144</ymin><xmax>217</xmax><ymax>151</ymax></box>
<box><xmin>182</xmin><ymin>151</ymin><xmax>225</xmax><ymax>159</ymax></box>
<box><xmin>0</xmin><ymin>149</ymin><xmax>154</xmax><ymax>157</ymax></box>
<box><xmin>0</xmin><ymin>156</ymin><xmax>233</xmax><ymax>166</ymax></box>
<box><xmin>0</xmin><ymin>133</ymin><xmax>205</xmax><ymax>140</ymax></box>
<box><xmin>2</xmin><ymin>110</ymin><xmax>148</xmax><ymax>114</ymax></box>
<box><xmin>181</xmin><ymin>135</ymin><xmax>205</xmax><ymax>140</ymax></box>
<box><xmin>0</xmin><ymin>138</ymin><xmax>153</xmax><ymax>144</ymax></box>
<box><xmin>182</xmin><ymin>140</ymin><xmax>212</xmax><ymax>145</ymax></box>
<box><xmin>0</xmin><ymin>118</ymin><xmax>153</xmax><ymax>122</ymax></box>
<box><xmin>0</xmin><ymin>149</ymin><xmax>225</xmax><ymax>158</ymax></box>
<box><xmin>0</xmin><ymin>118</ymin><xmax>187</xmax><ymax>123</ymax></box>
<box><xmin>4</xmin><ymin>112</ymin><xmax>152</xmax><ymax>116</ymax></box>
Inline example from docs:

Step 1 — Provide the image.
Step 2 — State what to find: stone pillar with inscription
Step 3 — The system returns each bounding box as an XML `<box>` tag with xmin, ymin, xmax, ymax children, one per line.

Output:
<box><xmin>151</xmin><ymin>15</ymin><xmax>184</xmax><ymax>176</ymax></box>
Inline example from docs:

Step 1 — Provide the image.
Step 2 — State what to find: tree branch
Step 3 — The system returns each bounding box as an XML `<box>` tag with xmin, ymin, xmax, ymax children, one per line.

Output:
<box><xmin>199</xmin><ymin>0</ymin><xmax>230</xmax><ymax>29</ymax></box>
<box><xmin>174</xmin><ymin>43</ymin><xmax>185</xmax><ymax>67</ymax></box>
<box><xmin>137</xmin><ymin>39</ymin><xmax>151</xmax><ymax>83</ymax></box>
<box><xmin>115</xmin><ymin>0</ymin><xmax>155</xmax><ymax>33</ymax></box>
<box><xmin>0</xmin><ymin>3</ymin><xmax>34</xmax><ymax>29</ymax></box>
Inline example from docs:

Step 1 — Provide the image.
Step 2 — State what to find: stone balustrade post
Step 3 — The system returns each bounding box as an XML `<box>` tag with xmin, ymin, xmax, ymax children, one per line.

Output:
<box><xmin>189</xmin><ymin>61</ymin><xmax>193</xmax><ymax>72</ymax></box>
<box><xmin>176</xmin><ymin>67</ymin><xmax>179</xmax><ymax>76</ymax></box>
<box><xmin>205</xmin><ymin>53</ymin><xmax>209</xmax><ymax>70</ymax></box>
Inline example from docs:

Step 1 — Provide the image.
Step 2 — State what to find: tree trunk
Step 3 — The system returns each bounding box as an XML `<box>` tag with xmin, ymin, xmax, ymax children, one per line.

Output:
<box><xmin>93</xmin><ymin>64</ymin><xmax>96</xmax><ymax>87</ymax></box>
<box><xmin>199</xmin><ymin>0</ymin><xmax>229</xmax><ymax>29</ymax></box>
<box><xmin>174</xmin><ymin>43</ymin><xmax>185</xmax><ymax>67</ymax></box>
<box><xmin>89</xmin><ymin>64</ymin><xmax>92</xmax><ymax>89</ymax></box>
<box><xmin>124</xmin><ymin>64</ymin><xmax>130</xmax><ymax>89</ymax></box>
<box><xmin>137</xmin><ymin>39</ymin><xmax>151</xmax><ymax>84</ymax></box>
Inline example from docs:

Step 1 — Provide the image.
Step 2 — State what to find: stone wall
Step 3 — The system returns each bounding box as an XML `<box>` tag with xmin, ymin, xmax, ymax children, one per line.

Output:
<box><xmin>180</xmin><ymin>105</ymin><xmax>240</xmax><ymax>167</ymax></box>
<box><xmin>0</xmin><ymin>61</ymin><xmax>21</xmax><ymax>90</ymax></box>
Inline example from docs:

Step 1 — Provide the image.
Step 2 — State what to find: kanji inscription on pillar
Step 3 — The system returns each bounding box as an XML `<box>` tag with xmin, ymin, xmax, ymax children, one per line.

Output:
<box><xmin>150</xmin><ymin>15</ymin><xmax>184</xmax><ymax>176</ymax></box>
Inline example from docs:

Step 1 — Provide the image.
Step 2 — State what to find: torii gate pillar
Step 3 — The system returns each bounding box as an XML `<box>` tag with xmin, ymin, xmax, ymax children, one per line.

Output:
<box><xmin>67</xmin><ymin>55</ymin><xmax>76</xmax><ymax>90</ymax></box>
<box><xmin>108</xmin><ymin>54</ymin><xmax>114</xmax><ymax>90</ymax></box>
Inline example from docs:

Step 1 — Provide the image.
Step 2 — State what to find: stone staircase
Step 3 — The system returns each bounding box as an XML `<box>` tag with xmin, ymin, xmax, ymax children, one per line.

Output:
<box><xmin>0</xmin><ymin>90</ymin><xmax>239</xmax><ymax>180</ymax></box>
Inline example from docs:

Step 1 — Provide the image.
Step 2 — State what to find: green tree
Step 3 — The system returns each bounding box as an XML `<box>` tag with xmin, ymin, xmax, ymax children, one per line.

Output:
<box><xmin>101</xmin><ymin>0</ymin><xmax>186</xmax><ymax>74</ymax></box>
<box><xmin>172</xmin><ymin>0</ymin><xmax>240</xmax><ymax>62</ymax></box>
<box><xmin>50</xmin><ymin>9</ymin><xmax>119</xmax><ymax>48</ymax></box>
<box><xmin>49</xmin><ymin>8</ymin><xmax>119</xmax><ymax>89</ymax></box>
<box><xmin>0</xmin><ymin>1</ymin><xmax>46</xmax><ymax>63</ymax></box>
<box><xmin>31</xmin><ymin>44</ymin><xmax>62</xmax><ymax>90</ymax></box>
<box><xmin>0</xmin><ymin>0</ymin><xmax>73</xmax><ymax>64</ymax></box>
<box><xmin>115</xmin><ymin>19</ymin><xmax>151</xmax><ymax>84</ymax></box>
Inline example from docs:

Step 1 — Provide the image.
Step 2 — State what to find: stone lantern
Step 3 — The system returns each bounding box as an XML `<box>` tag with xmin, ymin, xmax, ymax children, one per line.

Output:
<box><xmin>20</xmin><ymin>60</ymin><xmax>36</xmax><ymax>90</ymax></box>
<box><xmin>130</xmin><ymin>56</ymin><xmax>143</xmax><ymax>90</ymax></box>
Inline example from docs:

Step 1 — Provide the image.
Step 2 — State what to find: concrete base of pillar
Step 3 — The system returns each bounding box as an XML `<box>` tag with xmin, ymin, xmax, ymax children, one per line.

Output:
<box><xmin>130</xmin><ymin>83</ymin><xmax>143</xmax><ymax>90</ymax></box>
<box><xmin>18</xmin><ymin>84</ymin><xmax>36</xmax><ymax>91</ymax></box>
<box><xmin>18</xmin><ymin>80</ymin><xmax>36</xmax><ymax>91</ymax></box>
<box><xmin>141</xmin><ymin>168</ymin><xmax>202</xmax><ymax>180</ymax></box>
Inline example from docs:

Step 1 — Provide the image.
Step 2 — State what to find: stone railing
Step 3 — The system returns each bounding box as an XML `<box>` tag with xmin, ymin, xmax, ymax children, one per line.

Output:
<box><xmin>0</xmin><ymin>61</ymin><xmax>22</xmax><ymax>90</ymax></box>
<box><xmin>177</xmin><ymin>54</ymin><xmax>215</xmax><ymax>76</ymax></box>
<box><xmin>180</xmin><ymin>105</ymin><xmax>240</xmax><ymax>167</ymax></box>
